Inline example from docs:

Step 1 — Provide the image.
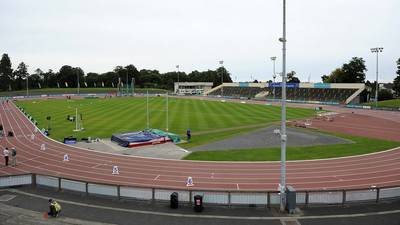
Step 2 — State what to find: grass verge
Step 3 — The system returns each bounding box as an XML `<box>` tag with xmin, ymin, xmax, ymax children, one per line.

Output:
<box><xmin>363</xmin><ymin>99</ymin><xmax>400</xmax><ymax>108</ymax></box>
<box><xmin>183</xmin><ymin>131</ymin><xmax>400</xmax><ymax>161</ymax></box>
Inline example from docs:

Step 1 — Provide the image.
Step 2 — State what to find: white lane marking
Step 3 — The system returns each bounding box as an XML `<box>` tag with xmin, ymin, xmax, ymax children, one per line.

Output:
<box><xmin>91</xmin><ymin>164</ymin><xmax>107</xmax><ymax>169</ymax></box>
<box><xmin>9</xmin><ymin>189</ymin><xmax>400</xmax><ymax>220</ymax></box>
<box><xmin>20</xmin><ymin>156</ymin><xmax>41</xmax><ymax>163</ymax></box>
<box><xmin>236</xmin><ymin>184</ymin><xmax>240</xmax><ymax>190</ymax></box>
<box><xmin>154</xmin><ymin>175</ymin><xmax>160</xmax><ymax>180</ymax></box>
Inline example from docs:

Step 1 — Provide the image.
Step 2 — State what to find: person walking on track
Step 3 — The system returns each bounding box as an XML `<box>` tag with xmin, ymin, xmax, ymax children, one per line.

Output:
<box><xmin>3</xmin><ymin>147</ymin><xmax>9</xmax><ymax>166</ymax></box>
<box><xmin>11</xmin><ymin>147</ymin><xmax>17</xmax><ymax>167</ymax></box>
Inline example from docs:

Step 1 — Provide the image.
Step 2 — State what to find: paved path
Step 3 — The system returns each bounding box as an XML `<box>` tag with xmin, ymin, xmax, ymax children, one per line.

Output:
<box><xmin>1</xmin><ymin>188</ymin><xmax>400</xmax><ymax>225</ymax></box>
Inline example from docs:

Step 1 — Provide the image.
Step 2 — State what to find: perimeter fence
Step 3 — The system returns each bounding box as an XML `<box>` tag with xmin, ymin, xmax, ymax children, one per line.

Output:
<box><xmin>1</xmin><ymin>174</ymin><xmax>400</xmax><ymax>207</ymax></box>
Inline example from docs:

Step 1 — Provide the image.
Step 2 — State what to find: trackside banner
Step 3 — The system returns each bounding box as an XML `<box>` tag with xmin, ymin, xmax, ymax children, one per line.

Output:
<box><xmin>270</xmin><ymin>82</ymin><xmax>299</xmax><ymax>88</ymax></box>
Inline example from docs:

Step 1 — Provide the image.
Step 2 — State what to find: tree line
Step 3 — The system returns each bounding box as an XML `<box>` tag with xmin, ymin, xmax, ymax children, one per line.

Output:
<box><xmin>321</xmin><ymin>57</ymin><xmax>400</xmax><ymax>100</ymax></box>
<box><xmin>1</xmin><ymin>52</ymin><xmax>399</xmax><ymax>99</ymax></box>
<box><xmin>0</xmin><ymin>53</ymin><xmax>233</xmax><ymax>92</ymax></box>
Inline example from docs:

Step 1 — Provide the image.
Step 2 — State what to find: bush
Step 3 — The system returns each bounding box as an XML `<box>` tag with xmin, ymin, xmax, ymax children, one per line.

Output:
<box><xmin>378</xmin><ymin>89</ymin><xmax>394</xmax><ymax>101</ymax></box>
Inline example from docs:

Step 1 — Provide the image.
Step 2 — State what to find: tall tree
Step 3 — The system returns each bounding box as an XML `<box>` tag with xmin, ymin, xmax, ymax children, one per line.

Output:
<box><xmin>342</xmin><ymin>57</ymin><xmax>367</xmax><ymax>83</ymax></box>
<box><xmin>57</xmin><ymin>65</ymin><xmax>84</xmax><ymax>88</ymax></box>
<box><xmin>321</xmin><ymin>57</ymin><xmax>367</xmax><ymax>83</ymax></box>
<box><xmin>322</xmin><ymin>68</ymin><xmax>345</xmax><ymax>83</ymax></box>
<box><xmin>13</xmin><ymin>62</ymin><xmax>29</xmax><ymax>90</ymax></box>
<box><xmin>45</xmin><ymin>69</ymin><xmax>56</xmax><ymax>88</ymax></box>
<box><xmin>287</xmin><ymin>71</ymin><xmax>300</xmax><ymax>83</ymax></box>
<box><xmin>393</xmin><ymin>58</ymin><xmax>400</xmax><ymax>96</ymax></box>
<box><xmin>0</xmin><ymin>54</ymin><xmax>13</xmax><ymax>91</ymax></box>
<box><xmin>216</xmin><ymin>67</ymin><xmax>232</xmax><ymax>86</ymax></box>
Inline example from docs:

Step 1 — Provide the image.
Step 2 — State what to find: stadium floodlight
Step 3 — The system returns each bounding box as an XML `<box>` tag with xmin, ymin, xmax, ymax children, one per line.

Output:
<box><xmin>77</xmin><ymin>70</ymin><xmax>80</xmax><ymax>95</ymax></box>
<box><xmin>219</xmin><ymin>61</ymin><xmax>224</xmax><ymax>97</ymax></box>
<box><xmin>26</xmin><ymin>74</ymin><xmax>29</xmax><ymax>97</ymax></box>
<box><xmin>176</xmin><ymin>65</ymin><xmax>180</xmax><ymax>94</ymax></box>
<box><xmin>270</xmin><ymin>57</ymin><xmax>277</xmax><ymax>99</ymax></box>
<box><xmin>279</xmin><ymin>0</ymin><xmax>288</xmax><ymax>212</ymax></box>
<box><xmin>370</xmin><ymin>47</ymin><xmax>383</xmax><ymax>108</ymax></box>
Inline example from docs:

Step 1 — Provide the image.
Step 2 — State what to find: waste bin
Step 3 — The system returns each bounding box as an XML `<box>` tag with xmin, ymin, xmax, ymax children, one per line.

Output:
<box><xmin>194</xmin><ymin>195</ymin><xmax>203</xmax><ymax>212</ymax></box>
<box><xmin>170</xmin><ymin>192</ymin><xmax>179</xmax><ymax>209</ymax></box>
<box><xmin>285</xmin><ymin>186</ymin><xmax>296</xmax><ymax>214</ymax></box>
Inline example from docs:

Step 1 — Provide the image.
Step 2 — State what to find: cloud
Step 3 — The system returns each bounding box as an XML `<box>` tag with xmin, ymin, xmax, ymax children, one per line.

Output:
<box><xmin>1</xmin><ymin>0</ymin><xmax>399</xmax><ymax>82</ymax></box>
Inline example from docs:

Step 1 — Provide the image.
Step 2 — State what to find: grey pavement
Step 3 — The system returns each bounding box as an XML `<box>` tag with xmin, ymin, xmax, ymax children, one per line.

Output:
<box><xmin>74</xmin><ymin>139</ymin><xmax>190</xmax><ymax>159</ymax></box>
<box><xmin>1</xmin><ymin>187</ymin><xmax>400</xmax><ymax>225</ymax></box>
<box><xmin>190</xmin><ymin>126</ymin><xmax>352</xmax><ymax>151</ymax></box>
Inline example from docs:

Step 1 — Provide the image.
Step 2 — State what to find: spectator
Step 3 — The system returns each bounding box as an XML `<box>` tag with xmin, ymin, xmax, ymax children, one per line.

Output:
<box><xmin>3</xmin><ymin>147</ymin><xmax>9</xmax><ymax>166</ymax></box>
<box><xmin>48</xmin><ymin>199</ymin><xmax>62</xmax><ymax>217</ymax></box>
<box><xmin>11</xmin><ymin>147</ymin><xmax>16</xmax><ymax>167</ymax></box>
<box><xmin>186</xmin><ymin>129</ymin><xmax>191</xmax><ymax>143</ymax></box>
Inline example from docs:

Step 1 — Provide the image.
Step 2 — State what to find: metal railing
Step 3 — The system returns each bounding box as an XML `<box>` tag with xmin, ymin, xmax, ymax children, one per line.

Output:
<box><xmin>1</xmin><ymin>174</ymin><xmax>400</xmax><ymax>207</ymax></box>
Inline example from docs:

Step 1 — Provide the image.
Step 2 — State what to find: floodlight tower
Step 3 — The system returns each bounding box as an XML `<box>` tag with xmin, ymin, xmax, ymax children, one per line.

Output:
<box><xmin>219</xmin><ymin>60</ymin><xmax>224</xmax><ymax>96</ymax></box>
<box><xmin>77</xmin><ymin>70</ymin><xmax>80</xmax><ymax>95</ymax></box>
<box><xmin>270</xmin><ymin>56</ymin><xmax>277</xmax><ymax>100</ymax></box>
<box><xmin>176</xmin><ymin>65</ymin><xmax>180</xmax><ymax>94</ymax></box>
<box><xmin>26</xmin><ymin>74</ymin><xmax>29</xmax><ymax>97</ymax></box>
<box><xmin>279</xmin><ymin>0</ymin><xmax>288</xmax><ymax>212</ymax></box>
<box><xmin>370</xmin><ymin>47</ymin><xmax>383</xmax><ymax>107</ymax></box>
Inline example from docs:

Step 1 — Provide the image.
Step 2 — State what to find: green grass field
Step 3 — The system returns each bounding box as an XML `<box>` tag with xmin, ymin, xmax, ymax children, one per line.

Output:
<box><xmin>16</xmin><ymin>97</ymin><xmax>315</xmax><ymax>144</ymax></box>
<box><xmin>363</xmin><ymin>99</ymin><xmax>400</xmax><ymax>108</ymax></box>
<box><xmin>0</xmin><ymin>87</ymin><xmax>167</xmax><ymax>97</ymax></box>
<box><xmin>184</xmin><ymin>132</ymin><xmax>400</xmax><ymax>161</ymax></box>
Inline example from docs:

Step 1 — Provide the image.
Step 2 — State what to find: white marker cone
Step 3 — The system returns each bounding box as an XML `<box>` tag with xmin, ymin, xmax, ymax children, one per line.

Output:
<box><xmin>186</xmin><ymin>176</ymin><xmax>194</xmax><ymax>187</ymax></box>
<box><xmin>63</xmin><ymin>154</ymin><xmax>69</xmax><ymax>162</ymax></box>
<box><xmin>40</xmin><ymin>144</ymin><xmax>46</xmax><ymax>151</ymax></box>
<box><xmin>112</xmin><ymin>166</ymin><xmax>119</xmax><ymax>175</ymax></box>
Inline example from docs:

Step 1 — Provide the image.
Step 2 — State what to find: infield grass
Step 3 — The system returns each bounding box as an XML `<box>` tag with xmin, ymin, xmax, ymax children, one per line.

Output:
<box><xmin>15</xmin><ymin>97</ymin><xmax>315</xmax><ymax>144</ymax></box>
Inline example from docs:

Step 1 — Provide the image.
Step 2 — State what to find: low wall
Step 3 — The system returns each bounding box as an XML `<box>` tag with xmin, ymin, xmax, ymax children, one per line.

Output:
<box><xmin>1</xmin><ymin>174</ymin><xmax>400</xmax><ymax>207</ymax></box>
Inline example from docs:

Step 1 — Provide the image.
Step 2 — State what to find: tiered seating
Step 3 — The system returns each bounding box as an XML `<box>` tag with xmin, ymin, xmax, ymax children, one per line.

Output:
<box><xmin>210</xmin><ymin>87</ymin><xmax>264</xmax><ymax>98</ymax></box>
<box><xmin>263</xmin><ymin>87</ymin><xmax>358</xmax><ymax>102</ymax></box>
<box><xmin>208</xmin><ymin>86</ymin><xmax>359</xmax><ymax>103</ymax></box>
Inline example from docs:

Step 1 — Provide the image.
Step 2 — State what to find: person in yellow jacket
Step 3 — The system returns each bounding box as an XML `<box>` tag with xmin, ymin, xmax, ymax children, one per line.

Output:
<box><xmin>48</xmin><ymin>199</ymin><xmax>62</xmax><ymax>217</ymax></box>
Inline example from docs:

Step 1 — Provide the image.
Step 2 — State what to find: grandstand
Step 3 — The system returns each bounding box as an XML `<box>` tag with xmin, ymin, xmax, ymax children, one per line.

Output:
<box><xmin>205</xmin><ymin>82</ymin><xmax>365</xmax><ymax>104</ymax></box>
<box><xmin>174</xmin><ymin>82</ymin><xmax>213</xmax><ymax>95</ymax></box>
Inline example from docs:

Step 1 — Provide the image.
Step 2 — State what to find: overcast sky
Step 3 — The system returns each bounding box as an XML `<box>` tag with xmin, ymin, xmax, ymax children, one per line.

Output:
<box><xmin>1</xmin><ymin>0</ymin><xmax>399</xmax><ymax>82</ymax></box>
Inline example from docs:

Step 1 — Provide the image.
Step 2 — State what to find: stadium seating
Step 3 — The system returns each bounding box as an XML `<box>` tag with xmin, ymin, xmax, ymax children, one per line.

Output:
<box><xmin>206</xmin><ymin>83</ymin><xmax>364</xmax><ymax>104</ymax></box>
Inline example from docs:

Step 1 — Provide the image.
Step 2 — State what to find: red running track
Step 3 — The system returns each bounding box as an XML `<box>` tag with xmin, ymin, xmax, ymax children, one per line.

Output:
<box><xmin>1</xmin><ymin>102</ymin><xmax>400</xmax><ymax>191</ymax></box>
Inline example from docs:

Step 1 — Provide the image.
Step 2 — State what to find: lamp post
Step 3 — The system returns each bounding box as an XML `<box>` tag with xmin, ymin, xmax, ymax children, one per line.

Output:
<box><xmin>176</xmin><ymin>65</ymin><xmax>180</xmax><ymax>94</ymax></box>
<box><xmin>126</xmin><ymin>70</ymin><xmax>129</xmax><ymax>96</ymax></box>
<box><xmin>270</xmin><ymin>56</ymin><xmax>277</xmax><ymax>100</ymax></box>
<box><xmin>279</xmin><ymin>0</ymin><xmax>288</xmax><ymax>212</ymax></box>
<box><xmin>370</xmin><ymin>47</ymin><xmax>383</xmax><ymax>107</ymax></box>
<box><xmin>77</xmin><ymin>70</ymin><xmax>80</xmax><ymax>95</ymax></box>
<box><xmin>219</xmin><ymin>60</ymin><xmax>224</xmax><ymax>96</ymax></box>
<box><xmin>26</xmin><ymin>74</ymin><xmax>29</xmax><ymax>97</ymax></box>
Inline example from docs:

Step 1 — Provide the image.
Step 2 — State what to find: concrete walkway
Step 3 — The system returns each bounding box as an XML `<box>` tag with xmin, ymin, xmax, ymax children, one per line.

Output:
<box><xmin>1</xmin><ymin>187</ymin><xmax>400</xmax><ymax>225</ymax></box>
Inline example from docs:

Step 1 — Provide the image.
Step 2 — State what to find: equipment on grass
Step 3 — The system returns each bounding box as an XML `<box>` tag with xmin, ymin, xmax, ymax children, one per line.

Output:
<box><xmin>111</xmin><ymin>129</ymin><xmax>180</xmax><ymax>148</ymax></box>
